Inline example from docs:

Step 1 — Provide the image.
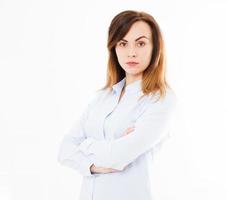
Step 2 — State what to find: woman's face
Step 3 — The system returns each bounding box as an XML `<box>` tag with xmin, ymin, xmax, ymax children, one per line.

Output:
<box><xmin>115</xmin><ymin>21</ymin><xmax>153</xmax><ymax>79</ymax></box>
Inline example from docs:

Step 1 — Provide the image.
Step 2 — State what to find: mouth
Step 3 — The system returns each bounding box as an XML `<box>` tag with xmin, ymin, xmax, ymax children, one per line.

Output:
<box><xmin>126</xmin><ymin>62</ymin><xmax>139</xmax><ymax>67</ymax></box>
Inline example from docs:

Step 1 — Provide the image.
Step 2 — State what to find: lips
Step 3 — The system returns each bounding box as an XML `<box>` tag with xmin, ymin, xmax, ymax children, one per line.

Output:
<box><xmin>126</xmin><ymin>61</ymin><xmax>139</xmax><ymax>67</ymax></box>
<box><xmin>126</xmin><ymin>61</ymin><xmax>139</xmax><ymax>64</ymax></box>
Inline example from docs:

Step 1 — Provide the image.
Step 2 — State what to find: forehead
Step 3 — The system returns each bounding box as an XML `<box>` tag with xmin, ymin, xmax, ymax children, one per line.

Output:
<box><xmin>123</xmin><ymin>21</ymin><xmax>152</xmax><ymax>39</ymax></box>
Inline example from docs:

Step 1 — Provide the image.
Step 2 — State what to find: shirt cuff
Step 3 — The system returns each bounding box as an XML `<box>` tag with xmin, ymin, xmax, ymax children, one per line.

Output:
<box><xmin>80</xmin><ymin>154</ymin><xmax>96</xmax><ymax>177</ymax></box>
<box><xmin>78</xmin><ymin>138</ymin><xmax>112</xmax><ymax>168</ymax></box>
<box><xmin>78</xmin><ymin>138</ymin><xmax>97</xmax><ymax>155</ymax></box>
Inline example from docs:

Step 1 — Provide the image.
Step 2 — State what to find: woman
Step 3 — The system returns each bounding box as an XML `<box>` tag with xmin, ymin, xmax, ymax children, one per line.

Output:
<box><xmin>58</xmin><ymin>10</ymin><xmax>177</xmax><ymax>200</ymax></box>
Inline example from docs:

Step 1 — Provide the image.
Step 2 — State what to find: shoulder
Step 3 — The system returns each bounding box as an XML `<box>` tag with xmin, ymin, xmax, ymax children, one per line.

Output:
<box><xmin>146</xmin><ymin>88</ymin><xmax>178</xmax><ymax>112</ymax></box>
<box><xmin>135</xmin><ymin>88</ymin><xmax>178</xmax><ymax>125</ymax></box>
<box><xmin>87</xmin><ymin>88</ymin><xmax>110</xmax><ymax>107</ymax></box>
<box><xmin>162</xmin><ymin>88</ymin><xmax>177</xmax><ymax>107</ymax></box>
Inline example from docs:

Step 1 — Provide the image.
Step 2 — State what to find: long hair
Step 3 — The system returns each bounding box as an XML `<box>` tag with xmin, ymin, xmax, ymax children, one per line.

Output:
<box><xmin>99</xmin><ymin>10</ymin><xmax>171</xmax><ymax>101</ymax></box>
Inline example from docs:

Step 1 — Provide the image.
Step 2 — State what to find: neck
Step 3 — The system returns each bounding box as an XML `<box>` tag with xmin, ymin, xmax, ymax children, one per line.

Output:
<box><xmin>125</xmin><ymin>74</ymin><xmax>142</xmax><ymax>86</ymax></box>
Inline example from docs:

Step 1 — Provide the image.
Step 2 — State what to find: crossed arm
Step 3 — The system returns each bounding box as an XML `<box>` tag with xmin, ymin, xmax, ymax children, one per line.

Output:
<box><xmin>58</xmin><ymin>91</ymin><xmax>177</xmax><ymax>176</ymax></box>
<box><xmin>77</xmin><ymin>94</ymin><xmax>177</xmax><ymax>170</ymax></box>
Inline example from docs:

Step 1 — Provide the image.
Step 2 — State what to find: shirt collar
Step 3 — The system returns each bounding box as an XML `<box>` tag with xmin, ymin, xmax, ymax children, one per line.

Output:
<box><xmin>112</xmin><ymin>77</ymin><xmax>142</xmax><ymax>94</ymax></box>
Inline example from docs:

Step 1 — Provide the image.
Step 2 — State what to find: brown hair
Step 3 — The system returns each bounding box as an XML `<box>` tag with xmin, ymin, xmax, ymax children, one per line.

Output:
<box><xmin>98</xmin><ymin>10</ymin><xmax>171</xmax><ymax>101</ymax></box>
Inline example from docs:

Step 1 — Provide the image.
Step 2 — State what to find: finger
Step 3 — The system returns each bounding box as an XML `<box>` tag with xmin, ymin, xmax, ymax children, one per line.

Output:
<box><xmin>126</xmin><ymin>127</ymin><xmax>135</xmax><ymax>134</ymax></box>
<box><xmin>110</xmin><ymin>169</ymin><xmax>120</xmax><ymax>172</ymax></box>
<box><xmin>127</xmin><ymin>126</ymin><xmax>135</xmax><ymax>130</ymax></box>
<box><xmin>121</xmin><ymin>127</ymin><xmax>135</xmax><ymax>137</ymax></box>
<box><xmin>128</xmin><ymin>126</ymin><xmax>135</xmax><ymax>131</ymax></box>
<box><xmin>111</xmin><ymin>168</ymin><xmax>121</xmax><ymax>171</ymax></box>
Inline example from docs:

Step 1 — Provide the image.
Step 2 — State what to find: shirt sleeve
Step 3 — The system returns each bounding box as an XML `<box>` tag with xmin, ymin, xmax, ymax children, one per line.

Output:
<box><xmin>57</xmin><ymin>90</ymin><xmax>103</xmax><ymax>177</ymax></box>
<box><xmin>77</xmin><ymin>91</ymin><xmax>178</xmax><ymax>170</ymax></box>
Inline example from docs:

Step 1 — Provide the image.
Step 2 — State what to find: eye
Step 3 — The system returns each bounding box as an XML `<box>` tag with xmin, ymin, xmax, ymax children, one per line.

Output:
<box><xmin>118</xmin><ymin>42</ymin><xmax>127</xmax><ymax>47</ymax></box>
<box><xmin>137</xmin><ymin>41</ymin><xmax>145</xmax><ymax>47</ymax></box>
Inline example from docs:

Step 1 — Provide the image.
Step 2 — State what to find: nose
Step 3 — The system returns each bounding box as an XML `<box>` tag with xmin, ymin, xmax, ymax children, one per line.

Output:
<box><xmin>127</xmin><ymin>45</ymin><xmax>137</xmax><ymax>58</ymax></box>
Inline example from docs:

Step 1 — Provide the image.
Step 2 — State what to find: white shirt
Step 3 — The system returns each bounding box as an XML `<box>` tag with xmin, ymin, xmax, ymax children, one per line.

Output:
<box><xmin>58</xmin><ymin>77</ymin><xmax>177</xmax><ymax>200</ymax></box>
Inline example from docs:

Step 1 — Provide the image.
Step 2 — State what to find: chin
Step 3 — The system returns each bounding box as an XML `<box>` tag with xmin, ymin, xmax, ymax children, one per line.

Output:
<box><xmin>125</xmin><ymin>69</ymin><xmax>142</xmax><ymax>74</ymax></box>
<box><xmin>125</xmin><ymin>72</ymin><xmax>142</xmax><ymax>77</ymax></box>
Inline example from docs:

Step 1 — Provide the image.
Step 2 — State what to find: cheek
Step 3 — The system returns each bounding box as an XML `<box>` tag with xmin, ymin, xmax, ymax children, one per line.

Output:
<box><xmin>115</xmin><ymin>49</ymin><xmax>125</xmax><ymax>62</ymax></box>
<box><xmin>139</xmin><ymin>49</ymin><xmax>152</xmax><ymax>62</ymax></box>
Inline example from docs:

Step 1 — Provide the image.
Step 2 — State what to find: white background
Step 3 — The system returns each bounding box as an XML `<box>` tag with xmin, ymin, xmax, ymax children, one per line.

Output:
<box><xmin>0</xmin><ymin>0</ymin><xmax>227</xmax><ymax>199</ymax></box>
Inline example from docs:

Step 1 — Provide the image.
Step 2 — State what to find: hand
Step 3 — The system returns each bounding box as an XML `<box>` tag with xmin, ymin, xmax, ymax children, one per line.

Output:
<box><xmin>90</xmin><ymin>164</ymin><xmax>121</xmax><ymax>174</ymax></box>
<box><xmin>121</xmin><ymin>126</ymin><xmax>135</xmax><ymax>137</ymax></box>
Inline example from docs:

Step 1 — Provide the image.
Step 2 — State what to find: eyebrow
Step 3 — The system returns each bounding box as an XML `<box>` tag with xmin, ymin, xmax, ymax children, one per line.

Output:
<box><xmin>120</xmin><ymin>36</ymin><xmax>150</xmax><ymax>42</ymax></box>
